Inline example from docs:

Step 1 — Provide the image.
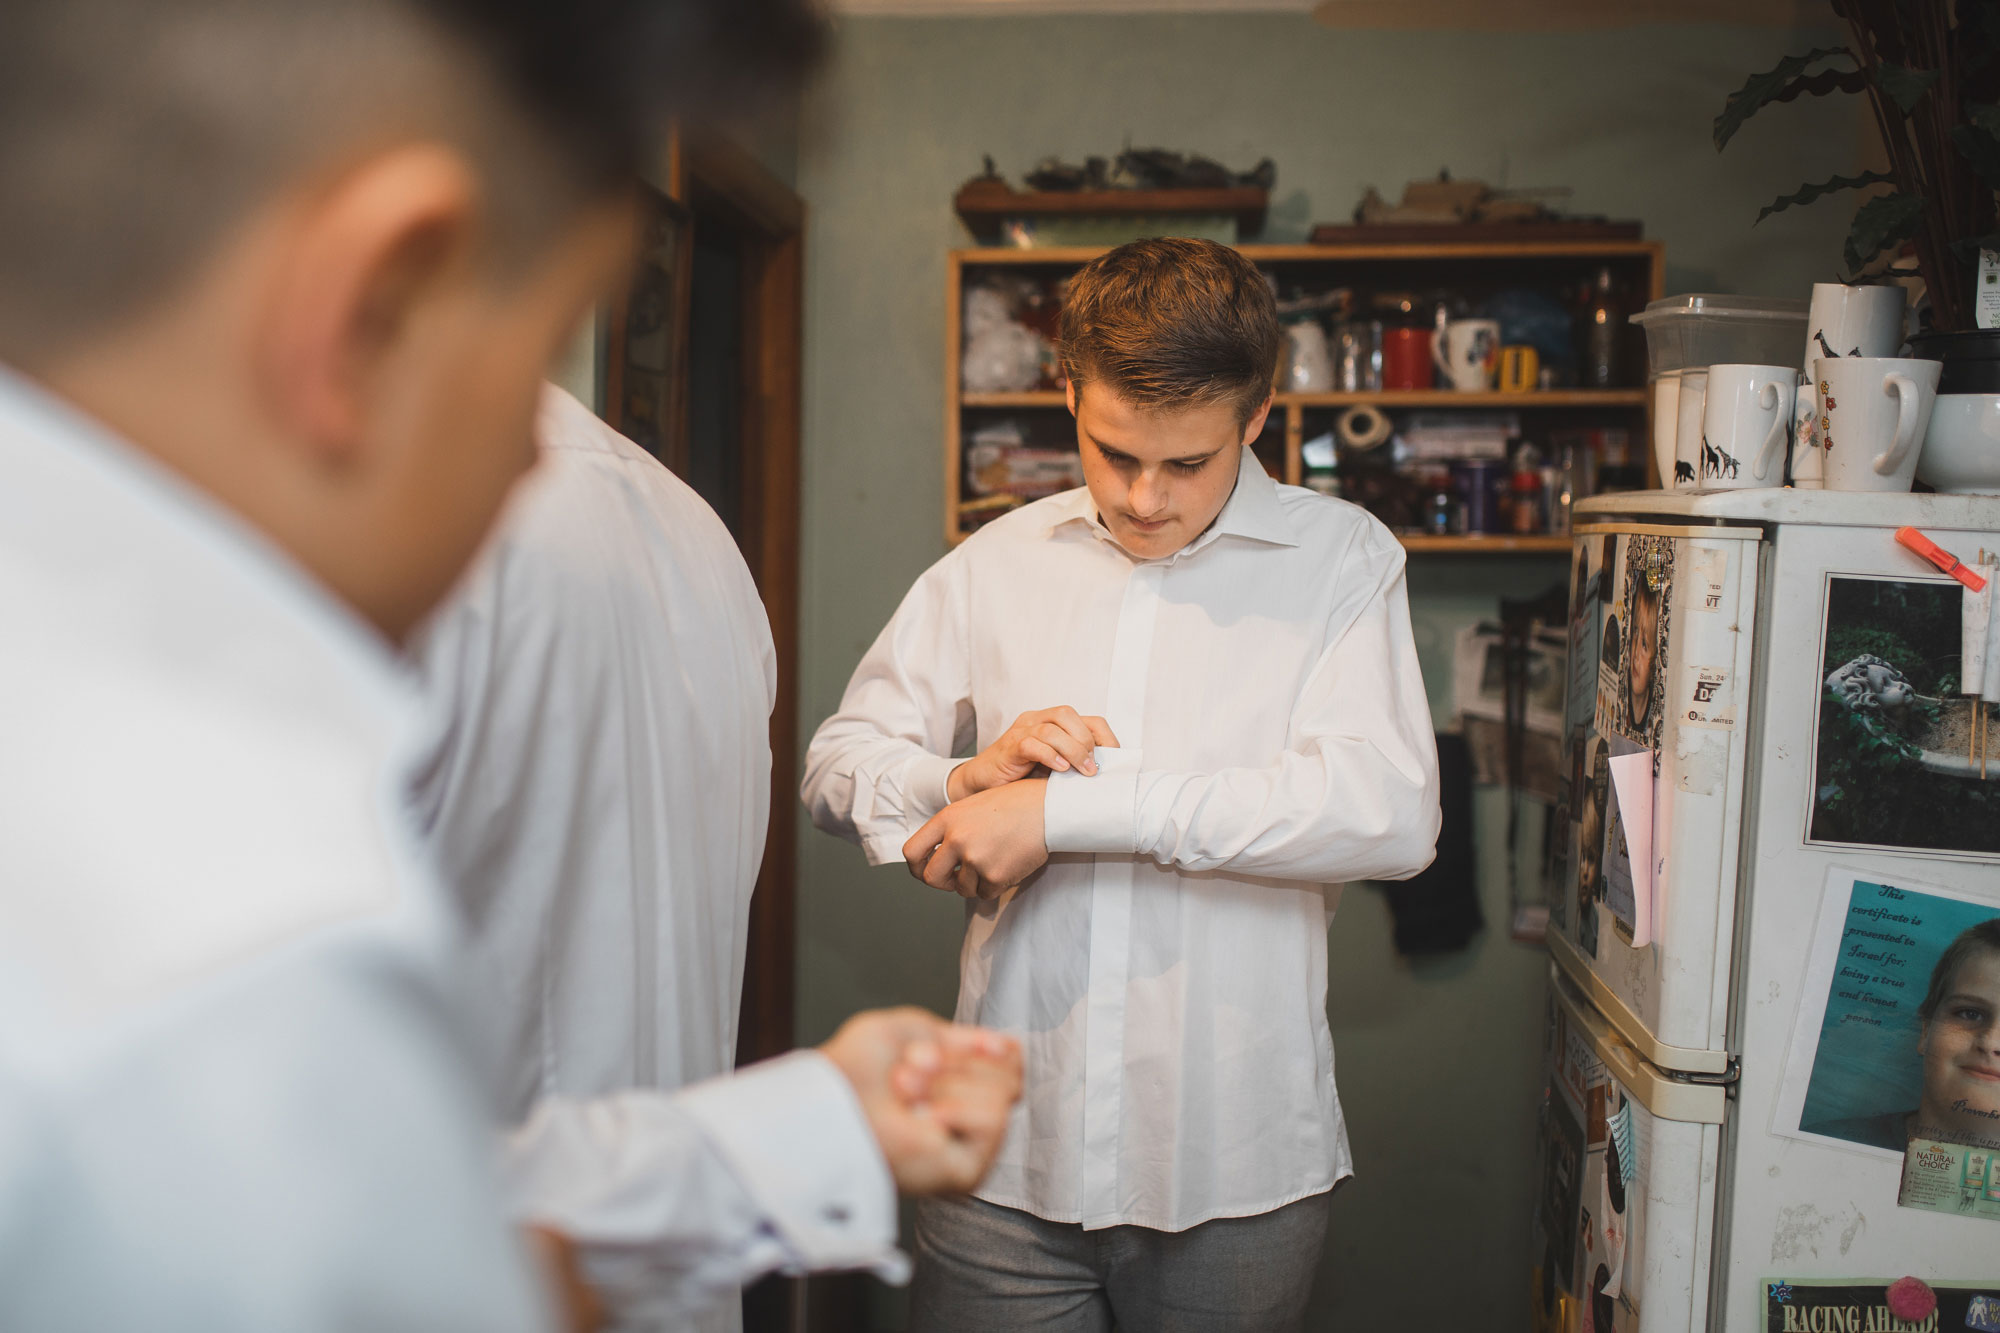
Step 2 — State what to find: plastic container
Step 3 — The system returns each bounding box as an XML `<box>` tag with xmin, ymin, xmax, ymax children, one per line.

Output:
<box><xmin>1629</xmin><ymin>294</ymin><xmax>1810</xmax><ymax>378</ymax></box>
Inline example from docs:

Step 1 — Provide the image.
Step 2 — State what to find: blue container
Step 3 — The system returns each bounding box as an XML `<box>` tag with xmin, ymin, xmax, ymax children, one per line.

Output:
<box><xmin>1453</xmin><ymin>459</ymin><xmax>1507</xmax><ymax>534</ymax></box>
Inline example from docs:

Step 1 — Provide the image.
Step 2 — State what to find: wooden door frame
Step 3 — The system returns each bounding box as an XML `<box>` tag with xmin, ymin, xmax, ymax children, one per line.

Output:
<box><xmin>671</xmin><ymin>130</ymin><xmax>806</xmax><ymax>1070</ymax></box>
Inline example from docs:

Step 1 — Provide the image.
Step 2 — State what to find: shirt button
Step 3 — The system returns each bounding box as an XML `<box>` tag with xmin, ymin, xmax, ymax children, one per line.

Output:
<box><xmin>823</xmin><ymin>1204</ymin><xmax>851</xmax><ymax>1225</ymax></box>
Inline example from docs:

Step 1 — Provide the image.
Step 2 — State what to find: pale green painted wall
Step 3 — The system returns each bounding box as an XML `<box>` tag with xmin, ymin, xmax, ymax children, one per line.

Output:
<box><xmin>789</xmin><ymin>14</ymin><xmax>1855</xmax><ymax>1328</ymax></box>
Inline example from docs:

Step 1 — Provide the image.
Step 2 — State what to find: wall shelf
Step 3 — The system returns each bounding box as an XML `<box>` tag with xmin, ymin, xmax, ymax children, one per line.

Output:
<box><xmin>945</xmin><ymin>240</ymin><xmax>1665</xmax><ymax>547</ymax></box>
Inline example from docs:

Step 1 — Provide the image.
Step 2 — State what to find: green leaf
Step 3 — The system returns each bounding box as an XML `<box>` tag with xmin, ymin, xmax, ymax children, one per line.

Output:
<box><xmin>1948</xmin><ymin>230</ymin><xmax>2000</xmax><ymax>261</ymax></box>
<box><xmin>1952</xmin><ymin>123</ymin><xmax>2000</xmax><ymax>187</ymax></box>
<box><xmin>1968</xmin><ymin>101</ymin><xmax>2000</xmax><ymax>143</ymax></box>
<box><xmin>1715</xmin><ymin>46</ymin><xmax>1856</xmax><ymax>151</ymax></box>
<box><xmin>1754</xmin><ymin>171</ymin><xmax>1897</xmax><ymax>224</ymax></box>
<box><xmin>1844</xmin><ymin>191</ymin><xmax>1926</xmax><ymax>274</ymax></box>
<box><xmin>1874</xmin><ymin>64</ymin><xmax>1939</xmax><ymax>112</ymax></box>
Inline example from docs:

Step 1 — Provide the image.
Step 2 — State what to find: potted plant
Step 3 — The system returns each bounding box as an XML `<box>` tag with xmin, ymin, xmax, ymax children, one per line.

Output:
<box><xmin>1716</xmin><ymin>1</ymin><xmax>2000</xmax><ymax>337</ymax></box>
<box><xmin>1718</xmin><ymin>1</ymin><xmax>2000</xmax><ymax>491</ymax></box>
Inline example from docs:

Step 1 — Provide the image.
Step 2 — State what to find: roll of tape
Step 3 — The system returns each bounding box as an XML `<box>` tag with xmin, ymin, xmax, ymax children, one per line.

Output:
<box><xmin>1337</xmin><ymin>404</ymin><xmax>1393</xmax><ymax>450</ymax></box>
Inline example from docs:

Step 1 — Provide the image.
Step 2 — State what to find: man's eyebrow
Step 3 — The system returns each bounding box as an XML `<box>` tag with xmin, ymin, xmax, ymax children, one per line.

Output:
<box><xmin>1944</xmin><ymin>992</ymin><xmax>1993</xmax><ymax>1008</ymax></box>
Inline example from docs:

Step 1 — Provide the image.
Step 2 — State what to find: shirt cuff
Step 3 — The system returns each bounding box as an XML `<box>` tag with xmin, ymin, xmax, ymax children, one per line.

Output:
<box><xmin>859</xmin><ymin>754</ymin><xmax>967</xmax><ymax>865</ymax></box>
<box><xmin>675</xmin><ymin>1050</ymin><xmax>908</xmax><ymax>1283</ymax></box>
<box><xmin>1042</xmin><ymin>747</ymin><xmax>1142</xmax><ymax>855</ymax></box>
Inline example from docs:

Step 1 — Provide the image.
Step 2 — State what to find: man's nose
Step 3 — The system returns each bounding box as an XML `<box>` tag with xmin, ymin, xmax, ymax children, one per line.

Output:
<box><xmin>1129</xmin><ymin>470</ymin><xmax>1168</xmax><ymax>517</ymax></box>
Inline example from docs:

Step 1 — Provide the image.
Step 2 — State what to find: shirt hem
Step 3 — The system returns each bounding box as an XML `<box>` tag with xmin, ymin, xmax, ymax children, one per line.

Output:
<box><xmin>970</xmin><ymin>1171</ymin><xmax>1347</xmax><ymax>1234</ymax></box>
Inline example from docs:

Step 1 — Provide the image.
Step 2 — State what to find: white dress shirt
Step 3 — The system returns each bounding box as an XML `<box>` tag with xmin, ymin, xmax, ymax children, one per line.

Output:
<box><xmin>410</xmin><ymin>386</ymin><xmax>783</xmax><ymax>1331</ymax></box>
<box><xmin>411</xmin><ymin>386</ymin><xmax>774</xmax><ymax>1118</ymax></box>
<box><xmin>804</xmin><ymin>447</ymin><xmax>1440</xmax><ymax>1232</ymax></box>
<box><xmin>0</xmin><ymin>370</ymin><xmax>897</xmax><ymax>1332</ymax></box>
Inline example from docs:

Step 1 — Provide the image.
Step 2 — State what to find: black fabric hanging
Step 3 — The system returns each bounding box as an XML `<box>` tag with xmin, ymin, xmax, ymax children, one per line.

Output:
<box><xmin>1376</xmin><ymin>731</ymin><xmax>1481</xmax><ymax>954</ymax></box>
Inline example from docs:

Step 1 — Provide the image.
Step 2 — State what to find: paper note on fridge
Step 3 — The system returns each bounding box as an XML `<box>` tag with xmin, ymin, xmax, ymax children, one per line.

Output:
<box><xmin>1603</xmin><ymin>734</ymin><xmax>1654</xmax><ymax>948</ymax></box>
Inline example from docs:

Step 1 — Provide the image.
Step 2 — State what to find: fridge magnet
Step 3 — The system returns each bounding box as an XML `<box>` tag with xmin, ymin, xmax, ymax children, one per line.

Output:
<box><xmin>1764</xmin><ymin>1278</ymin><xmax>2000</xmax><ymax>1333</ymax></box>
<box><xmin>1807</xmin><ymin>574</ymin><xmax>2000</xmax><ymax>859</ymax></box>
<box><xmin>1774</xmin><ymin>867</ymin><xmax>2000</xmax><ymax>1163</ymax></box>
<box><xmin>1613</xmin><ymin>534</ymin><xmax>1674</xmax><ymax>752</ymax></box>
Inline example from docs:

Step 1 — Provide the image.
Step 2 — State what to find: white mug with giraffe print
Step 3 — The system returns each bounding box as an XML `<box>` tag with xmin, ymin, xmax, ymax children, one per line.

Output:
<box><xmin>1699</xmin><ymin>364</ymin><xmax>1794</xmax><ymax>489</ymax></box>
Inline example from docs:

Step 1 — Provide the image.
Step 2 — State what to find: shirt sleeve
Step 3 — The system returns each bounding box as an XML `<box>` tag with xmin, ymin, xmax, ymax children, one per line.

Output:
<box><xmin>500</xmin><ymin>1051</ymin><xmax>907</xmax><ymax>1327</ymax></box>
<box><xmin>800</xmin><ymin>554</ymin><xmax>975</xmax><ymax>864</ymax></box>
<box><xmin>1041</xmin><ymin>540</ymin><xmax>1441</xmax><ymax>884</ymax></box>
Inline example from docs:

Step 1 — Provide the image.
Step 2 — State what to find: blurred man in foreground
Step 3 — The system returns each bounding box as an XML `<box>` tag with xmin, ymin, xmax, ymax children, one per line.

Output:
<box><xmin>0</xmin><ymin>3</ymin><xmax>1018</xmax><ymax>1329</ymax></box>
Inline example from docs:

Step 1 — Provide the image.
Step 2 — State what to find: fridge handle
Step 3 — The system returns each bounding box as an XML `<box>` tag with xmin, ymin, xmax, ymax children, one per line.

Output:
<box><xmin>1548</xmin><ymin>965</ymin><xmax>1728</xmax><ymax>1125</ymax></box>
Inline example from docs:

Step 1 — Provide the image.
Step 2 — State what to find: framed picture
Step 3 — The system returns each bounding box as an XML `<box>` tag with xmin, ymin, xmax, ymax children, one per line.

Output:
<box><xmin>605</xmin><ymin>183</ymin><xmax>692</xmax><ymax>469</ymax></box>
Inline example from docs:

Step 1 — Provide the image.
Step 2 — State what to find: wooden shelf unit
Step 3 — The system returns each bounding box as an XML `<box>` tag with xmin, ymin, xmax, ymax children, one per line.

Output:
<box><xmin>945</xmin><ymin>239</ymin><xmax>1666</xmax><ymax>549</ymax></box>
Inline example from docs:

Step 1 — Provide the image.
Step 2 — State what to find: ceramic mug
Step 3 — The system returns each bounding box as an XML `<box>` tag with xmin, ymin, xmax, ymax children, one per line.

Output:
<box><xmin>1698</xmin><ymin>364</ymin><xmax>1794</xmax><ymax>489</ymax></box>
<box><xmin>1672</xmin><ymin>369</ymin><xmax>1708</xmax><ymax>488</ymax></box>
<box><xmin>1432</xmin><ymin>318</ymin><xmax>1500</xmax><ymax>391</ymax></box>
<box><xmin>1802</xmin><ymin>282</ymin><xmax>1907</xmax><ymax>370</ymax></box>
<box><xmin>1650</xmin><ymin>371</ymin><xmax>1682</xmax><ymax>489</ymax></box>
<box><xmin>1381</xmin><ymin>327</ymin><xmax>1433</xmax><ymax>390</ymax></box>
<box><xmin>1813</xmin><ymin>356</ymin><xmax>1941</xmax><ymax>492</ymax></box>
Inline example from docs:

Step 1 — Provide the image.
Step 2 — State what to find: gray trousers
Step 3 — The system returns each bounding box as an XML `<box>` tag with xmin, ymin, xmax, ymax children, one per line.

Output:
<box><xmin>908</xmin><ymin>1192</ymin><xmax>1331</xmax><ymax>1333</ymax></box>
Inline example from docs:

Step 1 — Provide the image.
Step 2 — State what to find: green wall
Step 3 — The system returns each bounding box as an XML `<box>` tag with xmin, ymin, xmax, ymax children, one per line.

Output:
<box><xmin>789</xmin><ymin>14</ymin><xmax>1854</xmax><ymax>1328</ymax></box>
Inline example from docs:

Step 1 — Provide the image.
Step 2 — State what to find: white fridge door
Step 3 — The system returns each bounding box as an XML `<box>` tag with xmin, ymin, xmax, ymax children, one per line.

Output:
<box><xmin>1532</xmin><ymin>964</ymin><xmax>1727</xmax><ymax>1333</ymax></box>
<box><xmin>1716</xmin><ymin>515</ymin><xmax>2000</xmax><ymax>1333</ymax></box>
<box><xmin>1551</xmin><ymin>519</ymin><xmax>1763</xmax><ymax>1072</ymax></box>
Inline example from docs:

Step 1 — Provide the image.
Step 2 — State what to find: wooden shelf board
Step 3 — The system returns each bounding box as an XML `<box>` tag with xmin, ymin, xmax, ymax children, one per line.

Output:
<box><xmin>1396</xmin><ymin>534</ymin><xmax>1572</xmax><ymax>554</ymax></box>
<box><xmin>956</xmin><ymin>185</ymin><xmax>1267</xmax><ymax>227</ymax></box>
<box><xmin>962</xmin><ymin>389</ymin><xmax>1645</xmax><ymax>409</ymax></box>
<box><xmin>961</xmin><ymin>391</ymin><xmax>1067</xmax><ymax>407</ymax></box>
<box><xmin>953</xmin><ymin>240</ymin><xmax>1663</xmax><ymax>265</ymax></box>
<box><xmin>1284</xmin><ymin>389</ymin><xmax>1646</xmax><ymax>408</ymax></box>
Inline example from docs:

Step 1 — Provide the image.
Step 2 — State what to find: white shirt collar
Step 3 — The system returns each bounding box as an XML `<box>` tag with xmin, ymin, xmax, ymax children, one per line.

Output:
<box><xmin>1044</xmin><ymin>444</ymin><xmax>1300</xmax><ymax>559</ymax></box>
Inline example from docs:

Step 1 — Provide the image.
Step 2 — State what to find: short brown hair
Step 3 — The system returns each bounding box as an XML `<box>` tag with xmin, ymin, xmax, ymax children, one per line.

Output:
<box><xmin>1919</xmin><ymin>918</ymin><xmax>2000</xmax><ymax>1026</ymax></box>
<box><xmin>1058</xmin><ymin>237</ymin><xmax>1280</xmax><ymax>426</ymax></box>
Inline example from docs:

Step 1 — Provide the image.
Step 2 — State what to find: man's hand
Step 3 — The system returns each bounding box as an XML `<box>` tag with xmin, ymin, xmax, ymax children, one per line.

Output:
<box><xmin>820</xmin><ymin>1008</ymin><xmax>1023</xmax><ymax>1195</ymax></box>
<box><xmin>903</xmin><ymin>778</ymin><xmax>1048</xmax><ymax>899</ymax></box>
<box><xmin>524</xmin><ymin>1226</ymin><xmax>607</xmax><ymax>1333</ymax></box>
<box><xmin>946</xmin><ymin>707</ymin><xmax>1118</xmax><ymax>801</ymax></box>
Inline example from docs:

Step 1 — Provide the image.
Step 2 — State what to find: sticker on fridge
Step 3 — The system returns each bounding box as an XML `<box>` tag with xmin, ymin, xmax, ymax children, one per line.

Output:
<box><xmin>1806</xmin><ymin>573</ymin><xmax>2000</xmax><ymax>859</ymax></box>
<box><xmin>1609</xmin><ymin>534</ymin><xmax>1674</xmax><ymax>754</ymax></box>
<box><xmin>1764</xmin><ymin>1278</ymin><xmax>2000</xmax><ymax>1333</ymax></box>
<box><xmin>1773</xmin><ymin>867</ymin><xmax>2000</xmax><ymax>1166</ymax></box>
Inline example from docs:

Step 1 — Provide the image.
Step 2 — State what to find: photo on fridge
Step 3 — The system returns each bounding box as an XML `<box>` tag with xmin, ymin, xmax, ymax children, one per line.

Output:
<box><xmin>1807</xmin><ymin>573</ymin><xmax>2000</xmax><ymax>858</ymax></box>
<box><xmin>1774</xmin><ymin>868</ymin><xmax>2000</xmax><ymax>1188</ymax></box>
<box><xmin>1574</xmin><ymin>736</ymin><xmax>1610</xmax><ymax>959</ymax></box>
<box><xmin>1609</xmin><ymin>534</ymin><xmax>1673</xmax><ymax>754</ymax></box>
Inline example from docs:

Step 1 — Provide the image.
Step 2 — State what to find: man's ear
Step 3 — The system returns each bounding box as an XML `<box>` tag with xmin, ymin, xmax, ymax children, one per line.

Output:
<box><xmin>254</xmin><ymin>144</ymin><xmax>480</xmax><ymax>467</ymax></box>
<box><xmin>1239</xmin><ymin>391</ymin><xmax>1274</xmax><ymax>445</ymax></box>
<box><xmin>1065</xmin><ymin>378</ymin><xmax>1078</xmax><ymax>417</ymax></box>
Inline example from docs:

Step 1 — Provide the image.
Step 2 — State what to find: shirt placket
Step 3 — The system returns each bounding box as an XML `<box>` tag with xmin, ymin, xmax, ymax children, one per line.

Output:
<box><xmin>1079</xmin><ymin>558</ymin><xmax>1163</xmax><ymax>1223</ymax></box>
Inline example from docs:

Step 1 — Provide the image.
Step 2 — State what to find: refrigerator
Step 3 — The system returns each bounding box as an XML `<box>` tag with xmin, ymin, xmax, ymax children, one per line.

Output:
<box><xmin>1531</xmin><ymin>489</ymin><xmax>2000</xmax><ymax>1333</ymax></box>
